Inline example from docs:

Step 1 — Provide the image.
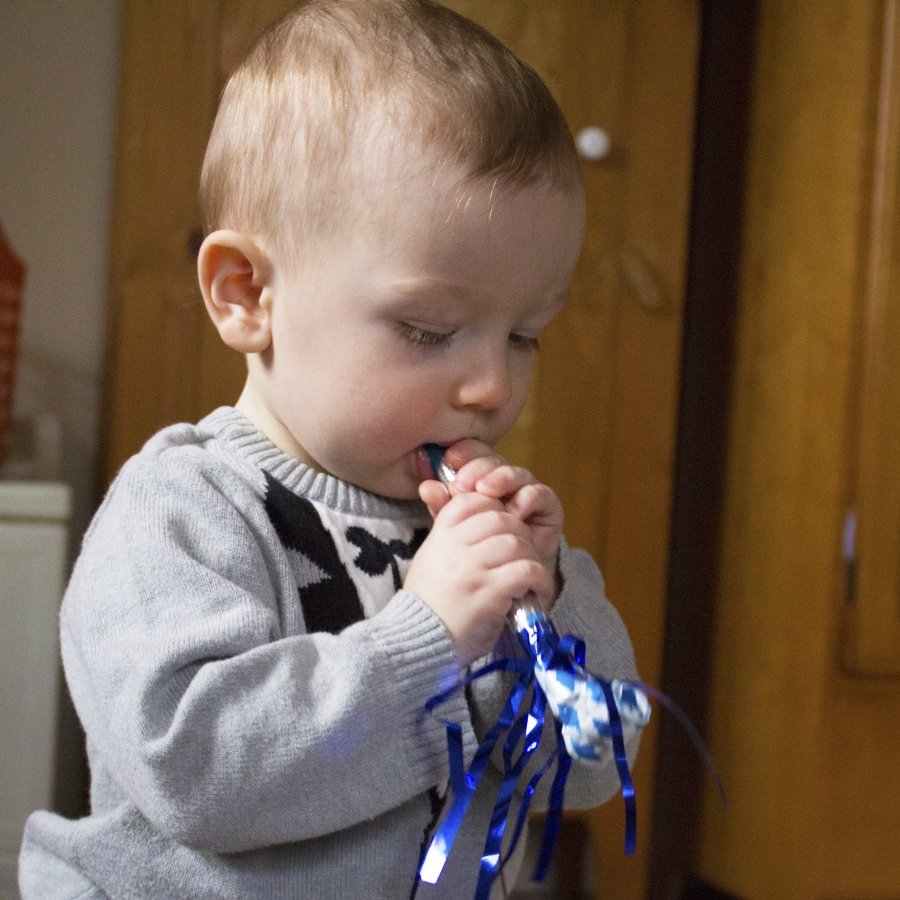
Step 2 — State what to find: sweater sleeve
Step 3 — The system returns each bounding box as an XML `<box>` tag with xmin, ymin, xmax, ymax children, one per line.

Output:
<box><xmin>61</xmin><ymin>452</ymin><xmax>475</xmax><ymax>853</ymax></box>
<box><xmin>465</xmin><ymin>539</ymin><xmax>642</xmax><ymax>811</ymax></box>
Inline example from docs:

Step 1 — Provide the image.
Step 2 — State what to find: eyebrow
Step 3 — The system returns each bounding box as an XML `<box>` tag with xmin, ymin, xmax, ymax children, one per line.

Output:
<box><xmin>377</xmin><ymin>279</ymin><xmax>474</xmax><ymax>320</ymax></box>
<box><xmin>384</xmin><ymin>277</ymin><xmax>469</xmax><ymax>300</ymax></box>
<box><xmin>385</xmin><ymin>277</ymin><xmax>571</xmax><ymax>313</ymax></box>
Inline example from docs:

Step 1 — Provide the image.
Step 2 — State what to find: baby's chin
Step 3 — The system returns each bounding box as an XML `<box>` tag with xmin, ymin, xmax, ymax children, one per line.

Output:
<box><xmin>368</xmin><ymin>482</ymin><xmax>426</xmax><ymax>503</ymax></box>
<box><xmin>330</xmin><ymin>446</ymin><xmax>450</xmax><ymax>500</ymax></box>
<box><xmin>348</xmin><ymin>464</ymin><xmax>428</xmax><ymax>502</ymax></box>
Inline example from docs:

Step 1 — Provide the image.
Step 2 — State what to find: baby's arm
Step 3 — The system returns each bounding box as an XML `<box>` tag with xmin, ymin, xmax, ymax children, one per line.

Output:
<box><xmin>62</xmin><ymin>453</ymin><xmax>474</xmax><ymax>853</ymax></box>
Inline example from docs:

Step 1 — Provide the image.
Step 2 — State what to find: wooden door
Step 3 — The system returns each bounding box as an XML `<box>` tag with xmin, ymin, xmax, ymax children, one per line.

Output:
<box><xmin>693</xmin><ymin>2</ymin><xmax>900</xmax><ymax>897</ymax></box>
<box><xmin>102</xmin><ymin>3</ymin><xmax>699</xmax><ymax>896</ymax></box>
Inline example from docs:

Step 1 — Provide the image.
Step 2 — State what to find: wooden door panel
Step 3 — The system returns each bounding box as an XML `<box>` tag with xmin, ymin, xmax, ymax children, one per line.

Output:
<box><xmin>695</xmin><ymin>2</ymin><xmax>900</xmax><ymax>897</ymax></box>
<box><xmin>102</xmin><ymin>0</ymin><xmax>225</xmax><ymax>477</ymax></box>
<box><xmin>569</xmin><ymin>7</ymin><xmax>699</xmax><ymax>895</ymax></box>
<box><xmin>103</xmin><ymin>3</ymin><xmax>699</xmax><ymax>896</ymax></box>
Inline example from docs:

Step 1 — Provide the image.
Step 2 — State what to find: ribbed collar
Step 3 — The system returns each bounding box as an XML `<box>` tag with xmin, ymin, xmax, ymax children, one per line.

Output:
<box><xmin>201</xmin><ymin>407</ymin><xmax>429</xmax><ymax>521</ymax></box>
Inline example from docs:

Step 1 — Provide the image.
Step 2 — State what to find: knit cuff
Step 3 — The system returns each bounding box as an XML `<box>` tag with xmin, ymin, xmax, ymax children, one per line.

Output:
<box><xmin>367</xmin><ymin>591</ymin><xmax>478</xmax><ymax>778</ymax></box>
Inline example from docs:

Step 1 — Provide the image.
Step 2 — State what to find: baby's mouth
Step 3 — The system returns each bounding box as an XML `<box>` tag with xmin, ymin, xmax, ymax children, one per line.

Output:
<box><xmin>422</xmin><ymin>444</ymin><xmax>457</xmax><ymax>486</ymax></box>
<box><xmin>413</xmin><ymin>446</ymin><xmax>439</xmax><ymax>482</ymax></box>
<box><xmin>413</xmin><ymin>444</ymin><xmax>456</xmax><ymax>484</ymax></box>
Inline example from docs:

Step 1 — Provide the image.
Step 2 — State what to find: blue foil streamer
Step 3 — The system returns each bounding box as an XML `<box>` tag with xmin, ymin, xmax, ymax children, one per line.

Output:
<box><xmin>417</xmin><ymin>632</ymin><xmax>726</xmax><ymax>897</ymax></box>
<box><xmin>418</xmin><ymin>633</ymin><xmax>631</xmax><ymax>897</ymax></box>
<box><xmin>598</xmin><ymin>677</ymin><xmax>637</xmax><ymax>854</ymax></box>
<box><xmin>418</xmin><ymin>659</ymin><xmax>534</xmax><ymax>887</ymax></box>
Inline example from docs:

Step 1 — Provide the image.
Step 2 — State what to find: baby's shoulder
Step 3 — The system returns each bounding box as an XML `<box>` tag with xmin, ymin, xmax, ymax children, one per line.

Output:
<box><xmin>99</xmin><ymin>417</ymin><xmax>267</xmax><ymax>525</ymax></box>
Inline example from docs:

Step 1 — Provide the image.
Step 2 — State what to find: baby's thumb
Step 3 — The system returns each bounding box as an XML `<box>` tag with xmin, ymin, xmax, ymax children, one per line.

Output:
<box><xmin>418</xmin><ymin>479</ymin><xmax>451</xmax><ymax>518</ymax></box>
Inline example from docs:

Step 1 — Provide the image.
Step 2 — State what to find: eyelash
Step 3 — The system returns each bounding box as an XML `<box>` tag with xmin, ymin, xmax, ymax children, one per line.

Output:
<box><xmin>396</xmin><ymin>323</ymin><xmax>454</xmax><ymax>347</ymax></box>
<box><xmin>396</xmin><ymin>324</ymin><xmax>540</xmax><ymax>352</ymax></box>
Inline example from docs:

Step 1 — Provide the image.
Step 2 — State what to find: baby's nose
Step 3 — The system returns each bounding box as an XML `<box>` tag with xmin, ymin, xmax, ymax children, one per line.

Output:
<box><xmin>452</xmin><ymin>354</ymin><xmax>512</xmax><ymax>411</ymax></box>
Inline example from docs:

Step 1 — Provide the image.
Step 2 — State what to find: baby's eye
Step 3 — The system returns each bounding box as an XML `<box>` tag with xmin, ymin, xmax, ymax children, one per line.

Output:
<box><xmin>509</xmin><ymin>332</ymin><xmax>540</xmax><ymax>352</ymax></box>
<box><xmin>396</xmin><ymin>323</ymin><xmax>455</xmax><ymax>347</ymax></box>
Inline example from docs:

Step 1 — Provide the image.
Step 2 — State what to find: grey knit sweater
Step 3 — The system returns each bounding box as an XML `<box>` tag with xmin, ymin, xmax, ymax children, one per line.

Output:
<box><xmin>19</xmin><ymin>407</ymin><xmax>639</xmax><ymax>899</ymax></box>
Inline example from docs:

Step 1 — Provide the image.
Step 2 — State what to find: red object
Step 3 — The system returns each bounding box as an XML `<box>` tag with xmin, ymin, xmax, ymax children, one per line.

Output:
<box><xmin>0</xmin><ymin>222</ymin><xmax>24</xmax><ymax>466</ymax></box>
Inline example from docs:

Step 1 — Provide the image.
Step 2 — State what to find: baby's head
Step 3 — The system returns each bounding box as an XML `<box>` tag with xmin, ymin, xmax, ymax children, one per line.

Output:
<box><xmin>198</xmin><ymin>0</ymin><xmax>587</xmax><ymax>498</ymax></box>
<box><xmin>199</xmin><ymin>0</ymin><xmax>582</xmax><ymax>264</ymax></box>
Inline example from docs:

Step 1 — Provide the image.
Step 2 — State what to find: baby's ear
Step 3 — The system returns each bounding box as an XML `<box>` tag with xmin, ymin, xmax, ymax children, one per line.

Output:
<box><xmin>198</xmin><ymin>230</ymin><xmax>274</xmax><ymax>354</ymax></box>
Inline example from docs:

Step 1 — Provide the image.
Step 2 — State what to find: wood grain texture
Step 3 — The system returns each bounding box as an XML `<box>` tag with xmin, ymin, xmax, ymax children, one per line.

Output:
<box><xmin>696</xmin><ymin>2</ymin><xmax>900</xmax><ymax>897</ymax></box>
<box><xmin>102</xmin><ymin>1</ymin><xmax>232</xmax><ymax>483</ymax></box>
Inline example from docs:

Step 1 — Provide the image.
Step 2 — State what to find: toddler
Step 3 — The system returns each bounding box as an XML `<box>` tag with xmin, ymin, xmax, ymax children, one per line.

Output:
<box><xmin>20</xmin><ymin>1</ymin><xmax>641</xmax><ymax>897</ymax></box>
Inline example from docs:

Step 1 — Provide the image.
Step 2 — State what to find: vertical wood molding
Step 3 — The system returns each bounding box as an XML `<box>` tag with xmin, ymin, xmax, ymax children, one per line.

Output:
<box><xmin>846</xmin><ymin>0</ymin><xmax>900</xmax><ymax>675</ymax></box>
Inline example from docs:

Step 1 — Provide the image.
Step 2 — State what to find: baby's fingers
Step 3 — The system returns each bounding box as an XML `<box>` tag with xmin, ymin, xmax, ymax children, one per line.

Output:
<box><xmin>494</xmin><ymin>557</ymin><xmax>555</xmax><ymax>609</ymax></box>
<box><xmin>442</xmin><ymin>438</ymin><xmax>496</xmax><ymax>475</ymax></box>
<box><xmin>432</xmin><ymin>489</ymin><xmax>504</xmax><ymax>528</ymax></box>
<box><xmin>473</xmin><ymin>464</ymin><xmax>537</xmax><ymax>500</ymax></box>
<box><xmin>418</xmin><ymin>479</ymin><xmax>451</xmax><ymax>518</ymax></box>
<box><xmin>503</xmin><ymin>481</ymin><xmax>563</xmax><ymax>526</ymax></box>
<box><xmin>445</xmin><ymin>451</ymin><xmax>510</xmax><ymax>494</ymax></box>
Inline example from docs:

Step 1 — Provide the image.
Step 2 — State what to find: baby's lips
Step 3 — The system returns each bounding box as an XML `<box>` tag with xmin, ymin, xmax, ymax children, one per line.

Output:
<box><xmin>414</xmin><ymin>445</ymin><xmax>444</xmax><ymax>483</ymax></box>
<box><xmin>419</xmin><ymin>437</ymin><xmax>492</xmax><ymax>486</ymax></box>
<box><xmin>420</xmin><ymin>444</ymin><xmax>457</xmax><ymax>486</ymax></box>
<box><xmin>421</xmin><ymin>444</ymin><xmax>452</xmax><ymax>483</ymax></box>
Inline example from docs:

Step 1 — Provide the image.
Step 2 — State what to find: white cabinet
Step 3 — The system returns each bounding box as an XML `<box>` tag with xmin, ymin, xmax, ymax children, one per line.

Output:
<box><xmin>0</xmin><ymin>481</ymin><xmax>71</xmax><ymax>898</ymax></box>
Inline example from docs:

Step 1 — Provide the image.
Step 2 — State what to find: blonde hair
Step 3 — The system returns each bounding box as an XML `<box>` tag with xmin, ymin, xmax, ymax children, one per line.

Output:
<box><xmin>199</xmin><ymin>0</ymin><xmax>580</xmax><ymax>263</ymax></box>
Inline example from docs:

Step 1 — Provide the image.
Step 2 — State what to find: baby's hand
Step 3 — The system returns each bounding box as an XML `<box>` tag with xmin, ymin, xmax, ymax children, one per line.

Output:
<box><xmin>405</xmin><ymin>489</ymin><xmax>554</xmax><ymax>666</ymax></box>
<box><xmin>419</xmin><ymin>440</ymin><xmax>563</xmax><ymax>591</ymax></box>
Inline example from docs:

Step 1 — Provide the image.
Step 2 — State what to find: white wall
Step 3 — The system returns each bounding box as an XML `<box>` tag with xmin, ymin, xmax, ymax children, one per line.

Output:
<box><xmin>0</xmin><ymin>0</ymin><xmax>121</xmax><ymax>545</ymax></box>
